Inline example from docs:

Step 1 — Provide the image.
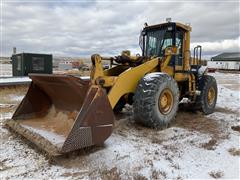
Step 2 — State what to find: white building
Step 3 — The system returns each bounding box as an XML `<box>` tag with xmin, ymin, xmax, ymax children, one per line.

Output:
<box><xmin>208</xmin><ymin>52</ymin><xmax>240</xmax><ymax>71</ymax></box>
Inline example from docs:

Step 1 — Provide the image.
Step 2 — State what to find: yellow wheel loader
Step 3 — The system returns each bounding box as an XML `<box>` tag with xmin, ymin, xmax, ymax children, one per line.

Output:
<box><xmin>6</xmin><ymin>21</ymin><xmax>218</xmax><ymax>156</ymax></box>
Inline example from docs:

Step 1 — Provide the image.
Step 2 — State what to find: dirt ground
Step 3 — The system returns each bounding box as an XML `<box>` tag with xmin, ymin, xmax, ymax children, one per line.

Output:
<box><xmin>0</xmin><ymin>72</ymin><xmax>239</xmax><ymax>179</ymax></box>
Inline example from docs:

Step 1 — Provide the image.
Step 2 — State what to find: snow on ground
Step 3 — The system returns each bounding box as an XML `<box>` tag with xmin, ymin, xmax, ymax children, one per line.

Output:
<box><xmin>0</xmin><ymin>77</ymin><xmax>31</xmax><ymax>83</ymax></box>
<box><xmin>0</xmin><ymin>72</ymin><xmax>239</xmax><ymax>179</ymax></box>
<box><xmin>0</xmin><ymin>64</ymin><xmax>12</xmax><ymax>77</ymax></box>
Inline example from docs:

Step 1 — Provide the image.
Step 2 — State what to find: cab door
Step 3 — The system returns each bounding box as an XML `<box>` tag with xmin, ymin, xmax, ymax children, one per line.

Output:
<box><xmin>174</xmin><ymin>29</ymin><xmax>184</xmax><ymax>71</ymax></box>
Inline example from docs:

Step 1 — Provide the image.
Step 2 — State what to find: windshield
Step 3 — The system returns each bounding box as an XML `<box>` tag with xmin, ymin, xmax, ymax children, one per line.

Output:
<box><xmin>144</xmin><ymin>29</ymin><xmax>166</xmax><ymax>57</ymax></box>
<box><xmin>140</xmin><ymin>25</ymin><xmax>184</xmax><ymax>66</ymax></box>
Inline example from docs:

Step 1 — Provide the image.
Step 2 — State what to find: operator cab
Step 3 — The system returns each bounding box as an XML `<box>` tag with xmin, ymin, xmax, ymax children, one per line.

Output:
<box><xmin>140</xmin><ymin>21</ymin><xmax>191</xmax><ymax>67</ymax></box>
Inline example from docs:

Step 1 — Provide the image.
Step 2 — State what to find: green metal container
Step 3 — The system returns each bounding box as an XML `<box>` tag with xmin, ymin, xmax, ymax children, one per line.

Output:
<box><xmin>12</xmin><ymin>53</ymin><xmax>52</xmax><ymax>76</ymax></box>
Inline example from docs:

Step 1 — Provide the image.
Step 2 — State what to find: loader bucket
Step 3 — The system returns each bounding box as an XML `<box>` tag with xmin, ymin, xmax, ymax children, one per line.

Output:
<box><xmin>6</xmin><ymin>74</ymin><xmax>115</xmax><ymax>156</ymax></box>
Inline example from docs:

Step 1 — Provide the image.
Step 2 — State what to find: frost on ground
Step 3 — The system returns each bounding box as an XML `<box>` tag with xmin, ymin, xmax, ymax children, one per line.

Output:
<box><xmin>0</xmin><ymin>64</ymin><xmax>12</xmax><ymax>77</ymax></box>
<box><xmin>0</xmin><ymin>72</ymin><xmax>239</xmax><ymax>179</ymax></box>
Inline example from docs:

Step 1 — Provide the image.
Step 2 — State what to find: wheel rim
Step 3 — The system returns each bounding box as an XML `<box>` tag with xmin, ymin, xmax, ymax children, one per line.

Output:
<box><xmin>207</xmin><ymin>87</ymin><xmax>215</xmax><ymax>105</ymax></box>
<box><xmin>158</xmin><ymin>88</ymin><xmax>173</xmax><ymax>115</ymax></box>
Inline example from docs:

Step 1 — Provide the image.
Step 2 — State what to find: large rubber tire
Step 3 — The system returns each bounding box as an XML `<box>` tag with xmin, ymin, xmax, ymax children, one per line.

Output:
<box><xmin>195</xmin><ymin>75</ymin><xmax>217</xmax><ymax>114</ymax></box>
<box><xmin>133</xmin><ymin>73</ymin><xmax>179</xmax><ymax>128</ymax></box>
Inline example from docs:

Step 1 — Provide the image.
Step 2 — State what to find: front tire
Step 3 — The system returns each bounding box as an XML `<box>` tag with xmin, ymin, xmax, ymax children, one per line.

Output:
<box><xmin>133</xmin><ymin>73</ymin><xmax>179</xmax><ymax>128</ymax></box>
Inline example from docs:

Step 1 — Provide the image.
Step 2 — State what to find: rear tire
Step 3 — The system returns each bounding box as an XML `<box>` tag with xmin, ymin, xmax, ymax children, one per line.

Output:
<box><xmin>133</xmin><ymin>73</ymin><xmax>179</xmax><ymax>128</ymax></box>
<box><xmin>195</xmin><ymin>75</ymin><xmax>217</xmax><ymax>114</ymax></box>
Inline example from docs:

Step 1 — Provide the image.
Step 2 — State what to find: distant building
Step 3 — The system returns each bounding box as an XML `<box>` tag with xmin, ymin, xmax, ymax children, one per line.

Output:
<box><xmin>208</xmin><ymin>52</ymin><xmax>240</xmax><ymax>70</ymax></box>
<box><xmin>12</xmin><ymin>53</ymin><xmax>53</xmax><ymax>76</ymax></box>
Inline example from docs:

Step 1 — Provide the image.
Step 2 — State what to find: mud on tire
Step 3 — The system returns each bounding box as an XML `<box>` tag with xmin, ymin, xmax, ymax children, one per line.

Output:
<box><xmin>133</xmin><ymin>73</ymin><xmax>179</xmax><ymax>128</ymax></box>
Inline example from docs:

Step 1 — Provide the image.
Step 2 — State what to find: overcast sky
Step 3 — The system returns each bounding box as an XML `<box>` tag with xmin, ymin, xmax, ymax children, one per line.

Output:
<box><xmin>1</xmin><ymin>0</ymin><xmax>239</xmax><ymax>59</ymax></box>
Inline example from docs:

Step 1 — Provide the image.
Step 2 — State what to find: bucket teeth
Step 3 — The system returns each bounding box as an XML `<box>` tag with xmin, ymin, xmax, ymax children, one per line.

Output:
<box><xmin>6</xmin><ymin>74</ymin><xmax>114</xmax><ymax>155</ymax></box>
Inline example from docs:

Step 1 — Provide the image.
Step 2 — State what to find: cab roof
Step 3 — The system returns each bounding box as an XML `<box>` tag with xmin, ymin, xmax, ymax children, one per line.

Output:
<box><xmin>143</xmin><ymin>22</ymin><xmax>192</xmax><ymax>32</ymax></box>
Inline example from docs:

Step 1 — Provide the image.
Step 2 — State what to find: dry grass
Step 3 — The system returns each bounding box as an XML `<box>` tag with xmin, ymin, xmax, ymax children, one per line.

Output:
<box><xmin>228</xmin><ymin>148</ymin><xmax>240</xmax><ymax>156</ymax></box>
<box><xmin>151</xmin><ymin>169</ymin><xmax>167</xmax><ymax>179</ymax></box>
<box><xmin>133</xmin><ymin>174</ymin><xmax>148</xmax><ymax>180</ymax></box>
<box><xmin>100</xmin><ymin>167</ymin><xmax>121</xmax><ymax>180</ymax></box>
<box><xmin>209</xmin><ymin>171</ymin><xmax>224</xmax><ymax>179</ymax></box>
<box><xmin>201</xmin><ymin>139</ymin><xmax>218</xmax><ymax>150</ymax></box>
<box><xmin>231</xmin><ymin>125</ymin><xmax>240</xmax><ymax>133</ymax></box>
<box><xmin>61</xmin><ymin>172</ymin><xmax>85</xmax><ymax>178</ymax></box>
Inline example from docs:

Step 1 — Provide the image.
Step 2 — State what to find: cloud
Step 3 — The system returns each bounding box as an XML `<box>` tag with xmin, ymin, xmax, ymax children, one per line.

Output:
<box><xmin>192</xmin><ymin>37</ymin><xmax>240</xmax><ymax>52</ymax></box>
<box><xmin>1</xmin><ymin>0</ymin><xmax>240</xmax><ymax>59</ymax></box>
<box><xmin>191</xmin><ymin>36</ymin><xmax>240</xmax><ymax>59</ymax></box>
